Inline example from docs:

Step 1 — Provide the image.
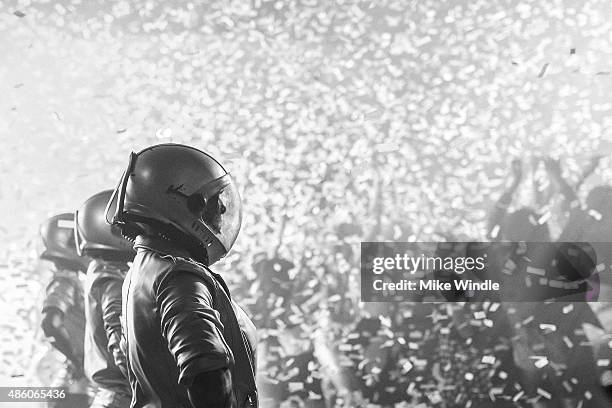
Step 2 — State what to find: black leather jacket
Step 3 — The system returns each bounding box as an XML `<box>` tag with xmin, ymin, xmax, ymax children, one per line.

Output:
<box><xmin>84</xmin><ymin>259</ymin><xmax>131</xmax><ymax>394</ymax></box>
<box><xmin>122</xmin><ymin>235</ymin><xmax>257</xmax><ymax>408</ymax></box>
<box><xmin>42</xmin><ymin>269</ymin><xmax>86</xmax><ymax>365</ymax></box>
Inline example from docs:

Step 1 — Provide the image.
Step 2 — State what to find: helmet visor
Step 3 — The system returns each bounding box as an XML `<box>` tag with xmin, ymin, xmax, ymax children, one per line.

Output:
<box><xmin>197</xmin><ymin>174</ymin><xmax>242</xmax><ymax>254</ymax></box>
<box><xmin>74</xmin><ymin>210</ymin><xmax>84</xmax><ymax>256</ymax></box>
<box><xmin>105</xmin><ymin>152</ymin><xmax>137</xmax><ymax>225</ymax></box>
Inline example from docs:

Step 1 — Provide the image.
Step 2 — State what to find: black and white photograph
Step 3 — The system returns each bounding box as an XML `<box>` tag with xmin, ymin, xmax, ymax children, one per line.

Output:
<box><xmin>2</xmin><ymin>1</ymin><xmax>612</xmax><ymax>407</ymax></box>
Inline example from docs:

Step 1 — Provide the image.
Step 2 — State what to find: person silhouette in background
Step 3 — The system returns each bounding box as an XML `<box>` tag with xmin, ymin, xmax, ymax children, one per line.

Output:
<box><xmin>486</xmin><ymin>158</ymin><xmax>607</xmax><ymax>408</ymax></box>
<box><xmin>487</xmin><ymin>159</ymin><xmax>550</xmax><ymax>243</ymax></box>
<box><xmin>39</xmin><ymin>213</ymin><xmax>91</xmax><ymax>408</ymax></box>
<box><xmin>544</xmin><ymin>156</ymin><xmax>612</xmax><ymax>399</ymax></box>
<box><xmin>75</xmin><ymin>190</ymin><xmax>134</xmax><ymax>408</ymax></box>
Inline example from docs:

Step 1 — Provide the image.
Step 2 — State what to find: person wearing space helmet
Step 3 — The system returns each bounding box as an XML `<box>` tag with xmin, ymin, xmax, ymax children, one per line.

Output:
<box><xmin>39</xmin><ymin>213</ymin><xmax>91</xmax><ymax>407</ymax></box>
<box><xmin>106</xmin><ymin>143</ymin><xmax>257</xmax><ymax>408</ymax></box>
<box><xmin>75</xmin><ymin>190</ymin><xmax>135</xmax><ymax>408</ymax></box>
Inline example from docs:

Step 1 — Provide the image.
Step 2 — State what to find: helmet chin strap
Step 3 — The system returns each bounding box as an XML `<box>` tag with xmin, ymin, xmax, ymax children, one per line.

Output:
<box><xmin>172</xmin><ymin>232</ymin><xmax>209</xmax><ymax>265</ymax></box>
<box><xmin>140</xmin><ymin>220</ymin><xmax>210</xmax><ymax>266</ymax></box>
<box><xmin>189</xmin><ymin>245</ymin><xmax>209</xmax><ymax>266</ymax></box>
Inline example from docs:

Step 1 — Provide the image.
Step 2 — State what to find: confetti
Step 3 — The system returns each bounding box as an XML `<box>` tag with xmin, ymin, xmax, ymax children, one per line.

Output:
<box><xmin>537</xmin><ymin>63</ymin><xmax>550</xmax><ymax>78</ymax></box>
<box><xmin>473</xmin><ymin>311</ymin><xmax>486</xmax><ymax>319</ymax></box>
<box><xmin>536</xmin><ymin>388</ymin><xmax>552</xmax><ymax>399</ymax></box>
<box><xmin>588</xmin><ymin>209</ymin><xmax>603</xmax><ymax>220</ymax></box>
<box><xmin>526</xmin><ymin>266</ymin><xmax>546</xmax><ymax>276</ymax></box>
<box><xmin>3</xmin><ymin>2</ymin><xmax>612</xmax><ymax>406</ymax></box>
<box><xmin>534</xmin><ymin>357</ymin><xmax>549</xmax><ymax>368</ymax></box>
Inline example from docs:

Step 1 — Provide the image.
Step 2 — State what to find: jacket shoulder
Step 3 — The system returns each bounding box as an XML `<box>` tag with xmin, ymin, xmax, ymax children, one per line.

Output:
<box><xmin>148</xmin><ymin>252</ymin><xmax>218</xmax><ymax>298</ymax></box>
<box><xmin>87</xmin><ymin>259</ymin><xmax>128</xmax><ymax>286</ymax></box>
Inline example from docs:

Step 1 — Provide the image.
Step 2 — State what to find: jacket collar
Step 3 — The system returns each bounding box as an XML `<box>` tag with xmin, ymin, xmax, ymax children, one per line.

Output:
<box><xmin>88</xmin><ymin>258</ymin><xmax>130</xmax><ymax>273</ymax></box>
<box><xmin>134</xmin><ymin>234</ymin><xmax>193</xmax><ymax>260</ymax></box>
<box><xmin>135</xmin><ymin>235</ymin><xmax>232</xmax><ymax>298</ymax></box>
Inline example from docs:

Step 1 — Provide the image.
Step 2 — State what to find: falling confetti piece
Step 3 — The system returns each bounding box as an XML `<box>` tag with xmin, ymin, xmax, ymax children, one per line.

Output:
<box><xmin>537</xmin><ymin>63</ymin><xmax>550</xmax><ymax>78</ymax></box>
<box><xmin>534</xmin><ymin>357</ymin><xmax>549</xmax><ymax>368</ymax></box>
<box><xmin>526</xmin><ymin>266</ymin><xmax>546</xmax><ymax>276</ymax></box>
<box><xmin>539</xmin><ymin>324</ymin><xmax>556</xmax><ymax>332</ymax></box>
<box><xmin>512</xmin><ymin>390</ymin><xmax>525</xmax><ymax>402</ymax></box>
<box><xmin>536</xmin><ymin>388</ymin><xmax>552</xmax><ymax>399</ymax></box>
<box><xmin>375</xmin><ymin>142</ymin><xmax>400</xmax><ymax>153</ymax></box>
<box><xmin>588</xmin><ymin>209</ymin><xmax>602</xmax><ymax>220</ymax></box>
